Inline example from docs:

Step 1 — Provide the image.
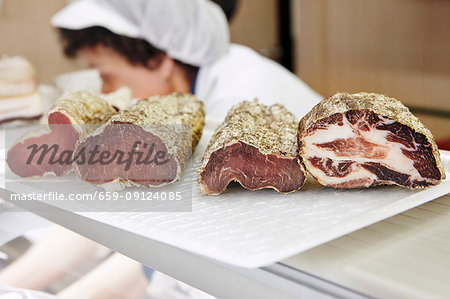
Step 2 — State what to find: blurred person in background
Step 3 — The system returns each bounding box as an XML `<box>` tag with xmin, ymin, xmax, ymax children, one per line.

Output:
<box><xmin>51</xmin><ymin>0</ymin><xmax>320</xmax><ymax>119</ymax></box>
<box><xmin>0</xmin><ymin>0</ymin><xmax>321</xmax><ymax>297</ymax></box>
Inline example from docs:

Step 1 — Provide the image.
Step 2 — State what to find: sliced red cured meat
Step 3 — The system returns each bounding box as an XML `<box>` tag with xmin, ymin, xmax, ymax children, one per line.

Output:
<box><xmin>198</xmin><ymin>100</ymin><xmax>306</xmax><ymax>195</ymax></box>
<box><xmin>73</xmin><ymin>93</ymin><xmax>205</xmax><ymax>190</ymax></box>
<box><xmin>74</xmin><ymin>123</ymin><xmax>179</xmax><ymax>186</ymax></box>
<box><xmin>6</xmin><ymin>91</ymin><xmax>117</xmax><ymax>178</ymax></box>
<box><xmin>298</xmin><ymin>92</ymin><xmax>445</xmax><ymax>189</ymax></box>
<box><xmin>6</xmin><ymin>121</ymin><xmax>79</xmax><ymax>178</ymax></box>
<box><xmin>199</xmin><ymin>141</ymin><xmax>305</xmax><ymax>194</ymax></box>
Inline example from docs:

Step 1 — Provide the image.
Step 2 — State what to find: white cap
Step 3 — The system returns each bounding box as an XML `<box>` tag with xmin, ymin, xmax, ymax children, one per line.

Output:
<box><xmin>51</xmin><ymin>0</ymin><xmax>230</xmax><ymax>66</ymax></box>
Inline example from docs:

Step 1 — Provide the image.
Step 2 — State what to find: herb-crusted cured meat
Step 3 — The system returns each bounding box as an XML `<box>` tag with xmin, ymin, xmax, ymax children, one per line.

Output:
<box><xmin>198</xmin><ymin>100</ymin><xmax>306</xmax><ymax>195</ymax></box>
<box><xmin>73</xmin><ymin>93</ymin><xmax>205</xmax><ymax>190</ymax></box>
<box><xmin>7</xmin><ymin>91</ymin><xmax>117</xmax><ymax>178</ymax></box>
<box><xmin>298</xmin><ymin>92</ymin><xmax>445</xmax><ymax>189</ymax></box>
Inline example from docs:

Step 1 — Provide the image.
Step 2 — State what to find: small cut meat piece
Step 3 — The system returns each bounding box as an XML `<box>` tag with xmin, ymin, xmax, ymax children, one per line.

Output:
<box><xmin>7</xmin><ymin>91</ymin><xmax>117</xmax><ymax>178</ymax></box>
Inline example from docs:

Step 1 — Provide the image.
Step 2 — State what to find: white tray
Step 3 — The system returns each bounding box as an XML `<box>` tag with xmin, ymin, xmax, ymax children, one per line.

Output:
<box><xmin>2</xmin><ymin>125</ymin><xmax>450</xmax><ymax>268</ymax></box>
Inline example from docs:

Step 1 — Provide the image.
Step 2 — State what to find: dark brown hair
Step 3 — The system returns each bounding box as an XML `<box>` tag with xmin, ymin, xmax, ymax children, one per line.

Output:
<box><xmin>211</xmin><ymin>0</ymin><xmax>238</xmax><ymax>21</ymax></box>
<box><xmin>58</xmin><ymin>26</ymin><xmax>197</xmax><ymax>75</ymax></box>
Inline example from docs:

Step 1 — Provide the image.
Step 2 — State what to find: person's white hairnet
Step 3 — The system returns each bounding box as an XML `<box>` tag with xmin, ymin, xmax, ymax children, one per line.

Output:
<box><xmin>51</xmin><ymin>0</ymin><xmax>230</xmax><ymax>66</ymax></box>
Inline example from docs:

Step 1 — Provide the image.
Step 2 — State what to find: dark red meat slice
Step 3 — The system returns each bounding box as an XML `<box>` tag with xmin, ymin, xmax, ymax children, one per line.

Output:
<box><xmin>199</xmin><ymin>141</ymin><xmax>305</xmax><ymax>195</ymax></box>
<box><xmin>198</xmin><ymin>100</ymin><xmax>306</xmax><ymax>195</ymax></box>
<box><xmin>73</xmin><ymin>123</ymin><xmax>178</xmax><ymax>187</ymax></box>
<box><xmin>72</xmin><ymin>93</ymin><xmax>204</xmax><ymax>190</ymax></box>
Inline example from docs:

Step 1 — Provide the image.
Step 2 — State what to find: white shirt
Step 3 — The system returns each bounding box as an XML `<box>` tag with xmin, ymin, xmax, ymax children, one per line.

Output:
<box><xmin>196</xmin><ymin>44</ymin><xmax>322</xmax><ymax>122</ymax></box>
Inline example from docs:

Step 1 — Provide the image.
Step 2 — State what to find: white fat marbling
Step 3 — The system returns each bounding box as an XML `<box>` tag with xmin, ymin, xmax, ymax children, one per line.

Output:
<box><xmin>303</xmin><ymin>116</ymin><xmax>424</xmax><ymax>184</ymax></box>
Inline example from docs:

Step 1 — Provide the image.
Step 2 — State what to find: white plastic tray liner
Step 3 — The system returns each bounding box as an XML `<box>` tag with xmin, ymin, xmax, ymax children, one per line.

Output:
<box><xmin>79</xmin><ymin>127</ymin><xmax>450</xmax><ymax>268</ymax></box>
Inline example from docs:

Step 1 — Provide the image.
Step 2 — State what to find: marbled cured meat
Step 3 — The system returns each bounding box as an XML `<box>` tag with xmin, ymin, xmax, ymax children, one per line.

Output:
<box><xmin>298</xmin><ymin>92</ymin><xmax>445</xmax><ymax>189</ymax></box>
<box><xmin>74</xmin><ymin>93</ymin><xmax>205</xmax><ymax>190</ymax></box>
<box><xmin>198</xmin><ymin>100</ymin><xmax>306</xmax><ymax>195</ymax></box>
<box><xmin>7</xmin><ymin>91</ymin><xmax>117</xmax><ymax>178</ymax></box>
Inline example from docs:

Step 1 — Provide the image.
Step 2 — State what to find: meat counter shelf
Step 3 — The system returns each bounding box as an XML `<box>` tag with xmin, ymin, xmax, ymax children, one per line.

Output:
<box><xmin>1</xmin><ymin>186</ymin><xmax>369</xmax><ymax>299</ymax></box>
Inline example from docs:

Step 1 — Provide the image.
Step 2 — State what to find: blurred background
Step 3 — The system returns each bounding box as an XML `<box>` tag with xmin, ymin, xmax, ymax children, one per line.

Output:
<box><xmin>0</xmin><ymin>0</ymin><xmax>449</xmax><ymax>140</ymax></box>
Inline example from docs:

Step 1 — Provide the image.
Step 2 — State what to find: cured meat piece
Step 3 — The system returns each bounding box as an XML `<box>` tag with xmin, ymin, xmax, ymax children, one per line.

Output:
<box><xmin>298</xmin><ymin>92</ymin><xmax>445</xmax><ymax>189</ymax></box>
<box><xmin>198</xmin><ymin>100</ymin><xmax>306</xmax><ymax>195</ymax></box>
<box><xmin>74</xmin><ymin>93</ymin><xmax>205</xmax><ymax>190</ymax></box>
<box><xmin>0</xmin><ymin>56</ymin><xmax>43</xmax><ymax>126</ymax></box>
<box><xmin>7</xmin><ymin>91</ymin><xmax>117</xmax><ymax>178</ymax></box>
